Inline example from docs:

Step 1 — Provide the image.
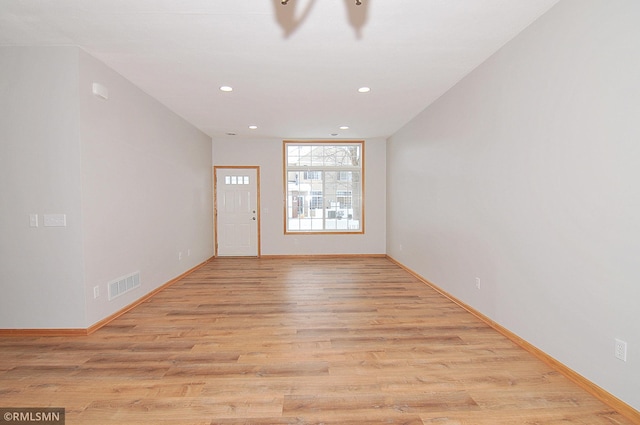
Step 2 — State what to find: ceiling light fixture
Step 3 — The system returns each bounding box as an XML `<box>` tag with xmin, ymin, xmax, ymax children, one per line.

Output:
<box><xmin>339</xmin><ymin>126</ymin><xmax>349</xmax><ymax>130</ymax></box>
<box><xmin>219</xmin><ymin>86</ymin><xmax>233</xmax><ymax>92</ymax></box>
<box><xmin>249</xmin><ymin>125</ymin><xmax>258</xmax><ymax>130</ymax></box>
<box><xmin>358</xmin><ymin>87</ymin><xmax>370</xmax><ymax>93</ymax></box>
<box><xmin>282</xmin><ymin>0</ymin><xmax>362</xmax><ymax>4</ymax></box>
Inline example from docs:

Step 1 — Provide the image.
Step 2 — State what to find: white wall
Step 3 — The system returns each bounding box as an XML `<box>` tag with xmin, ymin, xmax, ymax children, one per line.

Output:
<box><xmin>79</xmin><ymin>50</ymin><xmax>213</xmax><ymax>327</ymax></box>
<box><xmin>213</xmin><ymin>137</ymin><xmax>386</xmax><ymax>255</ymax></box>
<box><xmin>387</xmin><ymin>0</ymin><xmax>640</xmax><ymax>410</ymax></box>
<box><xmin>0</xmin><ymin>46</ymin><xmax>213</xmax><ymax>329</ymax></box>
<box><xmin>0</xmin><ymin>47</ymin><xmax>86</xmax><ymax>328</ymax></box>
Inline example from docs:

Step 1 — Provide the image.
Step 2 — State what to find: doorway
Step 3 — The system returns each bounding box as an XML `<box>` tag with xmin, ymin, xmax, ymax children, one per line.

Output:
<box><xmin>214</xmin><ymin>166</ymin><xmax>260</xmax><ymax>257</ymax></box>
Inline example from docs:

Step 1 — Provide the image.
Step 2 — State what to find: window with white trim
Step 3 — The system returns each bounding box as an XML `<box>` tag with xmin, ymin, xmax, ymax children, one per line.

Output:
<box><xmin>285</xmin><ymin>141</ymin><xmax>363</xmax><ymax>233</ymax></box>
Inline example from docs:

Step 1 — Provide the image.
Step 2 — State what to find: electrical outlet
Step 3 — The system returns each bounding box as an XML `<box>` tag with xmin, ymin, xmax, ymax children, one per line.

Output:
<box><xmin>475</xmin><ymin>277</ymin><xmax>481</xmax><ymax>289</ymax></box>
<box><xmin>93</xmin><ymin>285</ymin><xmax>99</xmax><ymax>299</ymax></box>
<box><xmin>615</xmin><ymin>339</ymin><xmax>627</xmax><ymax>362</ymax></box>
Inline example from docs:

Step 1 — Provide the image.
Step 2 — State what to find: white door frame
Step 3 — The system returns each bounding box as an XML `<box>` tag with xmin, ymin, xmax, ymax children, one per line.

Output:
<box><xmin>214</xmin><ymin>166</ymin><xmax>261</xmax><ymax>257</ymax></box>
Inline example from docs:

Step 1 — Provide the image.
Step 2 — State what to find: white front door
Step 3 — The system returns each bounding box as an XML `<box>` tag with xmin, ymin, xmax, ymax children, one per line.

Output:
<box><xmin>215</xmin><ymin>167</ymin><xmax>260</xmax><ymax>257</ymax></box>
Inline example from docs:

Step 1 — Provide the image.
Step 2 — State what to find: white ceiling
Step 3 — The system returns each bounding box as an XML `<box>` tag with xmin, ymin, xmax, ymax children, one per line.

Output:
<box><xmin>0</xmin><ymin>0</ymin><xmax>560</xmax><ymax>140</ymax></box>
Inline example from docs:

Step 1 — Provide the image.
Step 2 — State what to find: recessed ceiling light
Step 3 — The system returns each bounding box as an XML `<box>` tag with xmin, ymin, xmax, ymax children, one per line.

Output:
<box><xmin>331</xmin><ymin>133</ymin><xmax>339</xmax><ymax>136</ymax></box>
<box><xmin>220</xmin><ymin>86</ymin><xmax>233</xmax><ymax>92</ymax></box>
<box><xmin>226</xmin><ymin>132</ymin><xmax>236</xmax><ymax>136</ymax></box>
<box><xmin>358</xmin><ymin>87</ymin><xmax>370</xmax><ymax>93</ymax></box>
<box><xmin>248</xmin><ymin>125</ymin><xmax>258</xmax><ymax>130</ymax></box>
<box><xmin>339</xmin><ymin>126</ymin><xmax>349</xmax><ymax>130</ymax></box>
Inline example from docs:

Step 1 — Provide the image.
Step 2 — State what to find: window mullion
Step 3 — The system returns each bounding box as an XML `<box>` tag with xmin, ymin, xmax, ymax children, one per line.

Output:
<box><xmin>321</xmin><ymin>171</ymin><xmax>326</xmax><ymax>230</ymax></box>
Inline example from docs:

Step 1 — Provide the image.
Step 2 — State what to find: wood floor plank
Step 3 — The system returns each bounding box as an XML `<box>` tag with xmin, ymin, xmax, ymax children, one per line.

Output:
<box><xmin>0</xmin><ymin>257</ymin><xmax>635</xmax><ymax>424</ymax></box>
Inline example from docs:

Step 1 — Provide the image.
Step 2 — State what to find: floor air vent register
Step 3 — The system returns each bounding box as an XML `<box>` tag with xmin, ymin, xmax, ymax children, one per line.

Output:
<box><xmin>108</xmin><ymin>271</ymin><xmax>141</xmax><ymax>301</ymax></box>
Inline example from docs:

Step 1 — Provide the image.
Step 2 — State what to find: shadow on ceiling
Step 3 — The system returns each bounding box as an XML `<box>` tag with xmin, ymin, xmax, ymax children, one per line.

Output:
<box><xmin>273</xmin><ymin>0</ymin><xmax>370</xmax><ymax>39</ymax></box>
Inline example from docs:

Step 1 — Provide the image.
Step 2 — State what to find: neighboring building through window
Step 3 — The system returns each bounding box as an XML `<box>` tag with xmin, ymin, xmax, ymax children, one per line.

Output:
<box><xmin>304</xmin><ymin>171</ymin><xmax>322</xmax><ymax>180</ymax></box>
<box><xmin>284</xmin><ymin>141</ymin><xmax>363</xmax><ymax>233</ymax></box>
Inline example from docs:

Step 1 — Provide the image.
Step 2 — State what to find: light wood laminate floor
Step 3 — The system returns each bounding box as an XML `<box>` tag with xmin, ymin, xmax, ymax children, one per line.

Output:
<box><xmin>0</xmin><ymin>257</ymin><xmax>633</xmax><ymax>424</ymax></box>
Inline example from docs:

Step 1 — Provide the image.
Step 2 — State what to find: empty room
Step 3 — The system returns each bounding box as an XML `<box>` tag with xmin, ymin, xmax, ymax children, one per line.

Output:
<box><xmin>1</xmin><ymin>1</ymin><xmax>638</xmax><ymax>424</ymax></box>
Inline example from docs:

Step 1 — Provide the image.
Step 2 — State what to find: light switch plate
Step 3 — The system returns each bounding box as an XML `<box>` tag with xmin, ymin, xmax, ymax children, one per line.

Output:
<box><xmin>29</xmin><ymin>214</ymin><xmax>39</xmax><ymax>227</ymax></box>
<box><xmin>44</xmin><ymin>214</ymin><xmax>67</xmax><ymax>227</ymax></box>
